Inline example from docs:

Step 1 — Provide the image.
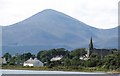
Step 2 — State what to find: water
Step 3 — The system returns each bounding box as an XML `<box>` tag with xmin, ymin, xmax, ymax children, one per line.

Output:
<box><xmin>1</xmin><ymin>69</ymin><xmax>120</xmax><ymax>76</ymax></box>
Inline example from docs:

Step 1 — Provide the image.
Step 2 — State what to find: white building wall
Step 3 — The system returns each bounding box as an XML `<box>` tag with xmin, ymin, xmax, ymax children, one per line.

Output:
<box><xmin>23</xmin><ymin>58</ymin><xmax>44</xmax><ymax>67</ymax></box>
<box><xmin>23</xmin><ymin>63</ymin><xmax>33</xmax><ymax>66</ymax></box>
<box><xmin>23</xmin><ymin>62</ymin><xmax>43</xmax><ymax>67</ymax></box>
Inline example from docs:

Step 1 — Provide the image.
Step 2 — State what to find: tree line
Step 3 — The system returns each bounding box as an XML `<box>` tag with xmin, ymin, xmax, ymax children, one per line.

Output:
<box><xmin>2</xmin><ymin>48</ymin><xmax>120</xmax><ymax>71</ymax></box>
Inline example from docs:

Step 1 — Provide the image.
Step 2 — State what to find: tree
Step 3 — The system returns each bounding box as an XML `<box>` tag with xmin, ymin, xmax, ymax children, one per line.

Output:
<box><xmin>89</xmin><ymin>37</ymin><xmax>93</xmax><ymax>50</ymax></box>
<box><xmin>63</xmin><ymin>58</ymin><xmax>71</xmax><ymax>67</ymax></box>
<box><xmin>55</xmin><ymin>48</ymin><xmax>67</xmax><ymax>56</ymax></box>
<box><xmin>71</xmin><ymin>57</ymin><xmax>80</xmax><ymax>66</ymax></box>
<box><xmin>90</xmin><ymin>53</ymin><xmax>100</xmax><ymax>59</ymax></box>
<box><xmin>103</xmin><ymin>53</ymin><xmax>120</xmax><ymax>70</ymax></box>
<box><xmin>37</xmin><ymin>50</ymin><xmax>51</xmax><ymax>62</ymax></box>
<box><xmin>37</xmin><ymin>48</ymin><xmax>68</xmax><ymax>63</ymax></box>
<box><xmin>21</xmin><ymin>52</ymin><xmax>33</xmax><ymax>61</ymax></box>
<box><xmin>70</xmin><ymin>48</ymin><xmax>86</xmax><ymax>58</ymax></box>
<box><xmin>3</xmin><ymin>53</ymin><xmax>11</xmax><ymax>62</ymax></box>
<box><xmin>9</xmin><ymin>56</ymin><xmax>16</xmax><ymax>65</ymax></box>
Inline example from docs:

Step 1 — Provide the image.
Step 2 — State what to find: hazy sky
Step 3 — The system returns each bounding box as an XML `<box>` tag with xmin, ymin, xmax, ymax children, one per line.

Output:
<box><xmin>0</xmin><ymin>0</ymin><xmax>119</xmax><ymax>29</ymax></box>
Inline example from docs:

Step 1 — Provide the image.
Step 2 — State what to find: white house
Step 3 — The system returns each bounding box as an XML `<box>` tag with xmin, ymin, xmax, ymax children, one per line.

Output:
<box><xmin>23</xmin><ymin>58</ymin><xmax>43</xmax><ymax>67</ymax></box>
<box><xmin>79</xmin><ymin>55</ymin><xmax>89</xmax><ymax>60</ymax></box>
<box><xmin>50</xmin><ymin>56</ymin><xmax>63</xmax><ymax>61</ymax></box>
<box><xmin>0</xmin><ymin>58</ymin><xmax>7</xmax><ymax>65</ymax></box>
<box><xmin>79</xmin><ymin>48</ymin><xmax>90</xmax><ymax>60</ymax></box>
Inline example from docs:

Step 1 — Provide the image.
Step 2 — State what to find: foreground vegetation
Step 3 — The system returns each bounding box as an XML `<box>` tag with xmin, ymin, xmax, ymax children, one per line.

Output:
<box><xmin>1</xmin><ymin>65</ymin><xmax>107</xmax><ymax>72</ymax></box>
<box><xmin>2</xmin><ymin>65</ymin><xmax>120</xmax><ymax>73</ymax></box>
<box><xmin>2</xmin><ymin>48</ymin><xmax>120</xmax><ymax>73</ymax></box>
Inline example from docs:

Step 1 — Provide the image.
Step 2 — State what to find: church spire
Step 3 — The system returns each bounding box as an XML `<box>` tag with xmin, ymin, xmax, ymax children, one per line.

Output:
<box><xmin>87</xmin><ymin>37</ymin><xmax>94</xmax><ymax>58</ymax></box>
<box><xmin>89</xmin><ymin>37</ymin><xmax>93</xmax><ymax>50</ymax></box>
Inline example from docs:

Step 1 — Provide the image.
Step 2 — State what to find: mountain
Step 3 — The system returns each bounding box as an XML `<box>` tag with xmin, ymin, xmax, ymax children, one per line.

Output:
<box><xmin>2</xmin><ymin>9</ymin><xmax>118</xmax><ymax>54</ymax></box>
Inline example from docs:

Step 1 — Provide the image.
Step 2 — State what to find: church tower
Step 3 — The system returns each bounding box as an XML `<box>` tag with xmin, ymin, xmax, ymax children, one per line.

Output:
<box><xmin>87</xmin><ymin>37</ymin><xmax>93</xmax><ymax>57</ymax></box>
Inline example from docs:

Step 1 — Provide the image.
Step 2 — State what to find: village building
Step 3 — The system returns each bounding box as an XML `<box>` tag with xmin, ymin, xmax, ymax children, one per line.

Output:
<box><xmin>0</xmin><ymin>57</ymin><xmax>7</xmax><ymax>65</ymax></box>
<box><xmin>79</xmin><ymin>37</ymin><xmax>114</xmax><ymax>60</ymax></box>
<box><xmin>23</xmin><ymin>58</ymin><xmax>43</xmax><ymax>67</ymax></box>
<box><xmin>80</xmin><ymin>37</ymin><xmax>93</xmax><ymax>60</ymax></box>
<box><xmin>50</xmin><ymin>56</ymin><xmax>63</xmax><ymax>61</ymax></box>
<box><xmin>79</xmin><ymin>48</ymin><xmax>91</xmax><ymax>60</ymax></box>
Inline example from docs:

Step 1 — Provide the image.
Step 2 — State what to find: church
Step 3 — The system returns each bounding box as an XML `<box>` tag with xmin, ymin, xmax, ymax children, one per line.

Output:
<box><xmin>80</xmin><ymin>37</ymin><xmax>93</xmax><ymax>60</ymax></box>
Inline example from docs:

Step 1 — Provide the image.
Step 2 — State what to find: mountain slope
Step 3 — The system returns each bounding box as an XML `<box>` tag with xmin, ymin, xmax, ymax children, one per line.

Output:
<box><xmin>2</xmin><ymin>9</ymin><xmax>118</xmax><ymax>54</ymax></box>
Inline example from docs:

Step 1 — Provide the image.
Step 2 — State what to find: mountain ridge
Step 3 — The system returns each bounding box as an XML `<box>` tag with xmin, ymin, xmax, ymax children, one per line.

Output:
<box><xmin>2</xmin><ymin>9</ymin><xmax>118</xmax><ymax>30</ymax></box>
<box><xmin>2</xmin><ymin>9</ymin><xmax>118</xmax><ymax>54</ymax></box>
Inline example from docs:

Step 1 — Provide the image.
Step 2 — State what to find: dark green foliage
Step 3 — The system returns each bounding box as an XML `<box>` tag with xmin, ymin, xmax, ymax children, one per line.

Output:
<box><xmin>63</xmin><ymin>58</ymin><xmax>71</xmax><ymax>66</ymax></box>
<box><xmin>71</xmin><ymin>57</ymin><xmax>80</xmax><ymax>66</ymax></box>
<box><xmin>2</xmin><ymin>48</ymin><xmax>120</xmax><ymax>72</ymax></box>
<box><xmin>89</xmin><ymin>37</ymin><xmax>93</xmax><ymax>50</ymax></box>
<box><xmin>3</xmin><ymin>52</ymin><xmax>11</xmax><ymax>62</ymax></box>
<box><xmin>37</xmin><ymin>48</ymin><xmax>68</xmax><ymax>62</ymax></box>
<box><xmin>70</xmin><ymin>48</ymin><xmax>86</xmax><ymax>58</ymax></box>
<box><xmin>37</xmin><ymin>50</ymin><xmax>49</xmax><ymax>62</ymax></box>
<box><xmin>21</xmin><ymin>52</ymin><xmax>33</xmax><ymax>61</ymax></box>
<box><xmin>103</xmin><ymin>53</ymin><xmax>120</xmax><ymax>70</ymax></box>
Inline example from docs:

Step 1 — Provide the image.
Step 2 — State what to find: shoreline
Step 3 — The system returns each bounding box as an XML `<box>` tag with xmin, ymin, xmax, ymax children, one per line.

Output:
<box><xmin>2</xmin><ymin>66</ymin><xmax>120</xmax><ymax>74</ymax></box>
<box><xmin>1</xmin><ymin>69</ymin><xmax>108</xmax><ymax>74</ymax></box>
<box><xmin>2</xmin><ymin>69</ymin><xmax>120</xmax><ymax>75</ymax></box>
<box><xmin>2</xmin><ymin>65</ymin><xmax>120</xmax><ymax>74</ymax></box>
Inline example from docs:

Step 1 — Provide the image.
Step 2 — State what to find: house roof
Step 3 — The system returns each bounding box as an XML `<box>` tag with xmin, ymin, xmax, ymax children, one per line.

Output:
<box><xmin>24</xmin><ymin>58</ymin><xmax>43</xmax><ymax>64</ymax></box>
<box><xmin>50</xmin><ymin>56</ymin><xmax>63</xmax><ymax>61</ymax></box>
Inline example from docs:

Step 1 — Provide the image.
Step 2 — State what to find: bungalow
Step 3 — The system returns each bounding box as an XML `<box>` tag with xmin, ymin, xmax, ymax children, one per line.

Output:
<box><xmin>23</xmin><ymin>58</ymin><xmax>43</xmax><ymax>67</ymax></box>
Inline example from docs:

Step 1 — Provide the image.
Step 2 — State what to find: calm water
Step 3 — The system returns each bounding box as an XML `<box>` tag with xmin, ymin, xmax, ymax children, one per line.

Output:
<box><xmin>1</xmin><ymin>69</ymin><xmax>120</xmax><ymax>76</ymax></box>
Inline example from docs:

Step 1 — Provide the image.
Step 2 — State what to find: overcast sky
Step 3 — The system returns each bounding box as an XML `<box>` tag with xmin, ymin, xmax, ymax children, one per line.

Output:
<box><xmin>0</xmin><ymin>0</ymin><xmax>119</xmax><ymax>29</ymax></box>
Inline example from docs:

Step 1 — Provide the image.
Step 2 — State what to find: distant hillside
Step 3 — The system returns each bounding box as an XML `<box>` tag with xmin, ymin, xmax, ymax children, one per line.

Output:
<box><xmin>2</xmin><ymin>9</ymin><xmax>118</xmax><ymax>54</ymax></box>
